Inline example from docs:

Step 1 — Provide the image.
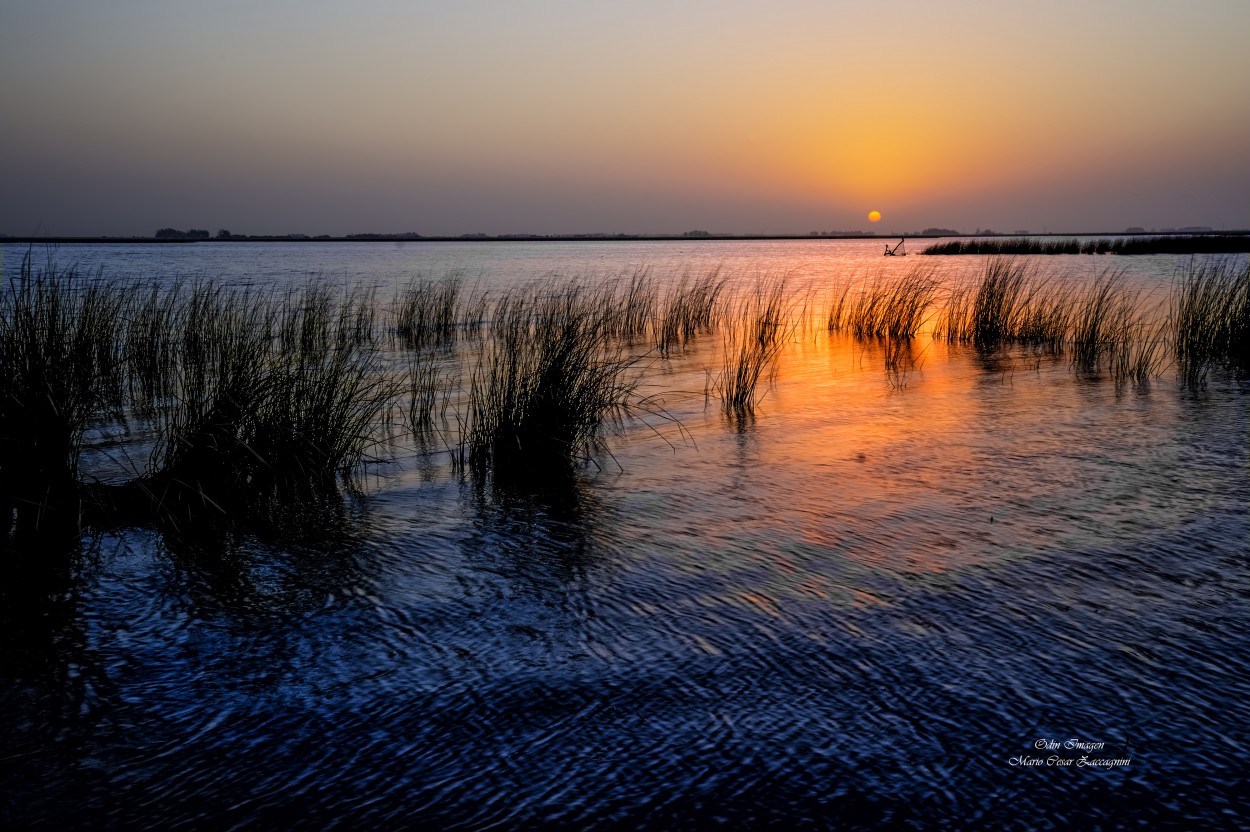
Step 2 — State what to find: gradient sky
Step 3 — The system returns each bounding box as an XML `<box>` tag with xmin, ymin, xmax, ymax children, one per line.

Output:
<box><xmin>4</xmin><ymin>0</ymin><xmax>1248</xmax><ymax>236</ymax></box>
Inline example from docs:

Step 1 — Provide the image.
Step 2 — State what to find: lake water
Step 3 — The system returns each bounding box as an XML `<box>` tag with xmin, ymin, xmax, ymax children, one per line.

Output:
<box><xmin>2</xmin><ymin>240</ymin><xmax>1247</xmax><ymax>829</ymax></box>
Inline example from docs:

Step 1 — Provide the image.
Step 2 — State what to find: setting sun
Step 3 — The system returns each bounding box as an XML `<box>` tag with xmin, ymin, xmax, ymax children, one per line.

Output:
<box><xmin>868</xmin><ymin>211</ymin><xmax>881</xmax><ymax>223</ymax></box>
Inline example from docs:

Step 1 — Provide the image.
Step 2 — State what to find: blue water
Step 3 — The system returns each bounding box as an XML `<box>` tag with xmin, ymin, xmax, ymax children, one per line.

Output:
<box><xmin>1</xmin><ymin>241</ymin><xmax>1247</xmax><ymax>829</ymax></box>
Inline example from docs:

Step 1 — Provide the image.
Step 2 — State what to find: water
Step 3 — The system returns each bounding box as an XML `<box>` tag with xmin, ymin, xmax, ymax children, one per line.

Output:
<box><xmin>2</xmin><ymin>241</ymin><xmax>1248</xmax><ymax>829</ymax></box>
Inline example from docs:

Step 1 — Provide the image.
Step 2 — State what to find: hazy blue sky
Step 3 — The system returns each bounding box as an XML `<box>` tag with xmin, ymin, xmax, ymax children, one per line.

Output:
<box><xmin>3</xmin><ymin>0</ymin><xmax>1248</xmax><ymax>235</ymax></box>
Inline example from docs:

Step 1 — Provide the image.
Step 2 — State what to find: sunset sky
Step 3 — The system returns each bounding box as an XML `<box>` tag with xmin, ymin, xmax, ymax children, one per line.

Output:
<box><xmin>4</xmin><ymin>0</ymin><xmax>1248</xmax><ymax>236</ymax></box>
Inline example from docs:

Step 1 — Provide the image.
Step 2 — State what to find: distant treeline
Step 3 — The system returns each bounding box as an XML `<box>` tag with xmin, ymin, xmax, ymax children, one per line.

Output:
<box><xmin>924</xmin><ymin>235</ymin><xmax>1250</xmax><ymax>256</ymax></box>
<box><xmin>155</xmin><ymin>228</ymin><xmax>210</xmax><ymax>240</ymax></box>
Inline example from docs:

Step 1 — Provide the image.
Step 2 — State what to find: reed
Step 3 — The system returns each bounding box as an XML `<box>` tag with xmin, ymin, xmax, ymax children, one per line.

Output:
<box><xmin>931</xmin><ymin>281</ymin><xmax>973</xmax><ymax>343</ymax></box>
<box><xmin>406</xmin><ymin>351</ymin><xmax>450</xmax><ymax>438</ymax></box>
<box><xmin>1013</xmin><ymin>280</ymin><xmax>1074</xmax><ymax>351</ymax></box>
<box><xmin>125</xmin><ymin>280</ymin><xmax>182</xmax><ymax>416</ymax></box>
<box><xmin>461</xmin><ymin>283</ymin><xmax>642</xmax><ymax>479</ymax></box>
<box><xmin>1172</xmin><ymin>258</ymin><xmax>1250</xmax><ymax>383</ymax></box>
<box><xmin>0</xmin><ymin>256</ymin><xmax>130</xmax><ymax>534</ymax></box>
<box><xmin>967</xmin><ymin>259</ymin><xmax>1029</xmax><ymax>347</ymax></box>
<box><xmin>148</xmin><ymin>283</ymin><xmax>395</xmax><ymax>508</ymax></box>
<box><xmin>1069</xmin><ymin>270</ymin><xmax>1136</xmax><ymax>375</ymax></box>
<box><xmin>1108</xmin><ymin>317</ymin><xmax>1168</xmax><ymax>389</ymax></box>
<box><xmin>932</xmin><ymin>259</ymin><xmax>1072</xmax><ymax>352</ymax></box>
<box><xmin>394</xmin><ymin>275</ymin><xmax>462</xmax><ymax>348</ymax></box>
<box><xmin>251</xmin><ymin>286</ymin><xmax>395</xmax><ymax>490</ymax></box>
<box><xmin>709</xmin><ymin>277</ymin><xmax>792</xmax><ymax>415</ymax></box>
<box><xmin>839</xmin><ymin>267</ymin><xmax>941</xmax><ymax>340</ymax></box>
<box><xmin>459</xmin><ymin>285</ymin><xmax>491</xmax><ymax>338</ymax></box>
<box><xmin>603</xmin><ymin>268</ymin><xmax>657</xmax><ymax>344</ymax></box>
<box><xmin>654</xmin><ymin>270</ymin><xmax>727</xmax><ymax>356</ymax></box>
<box><xmin>924</xmin><ymin>235</ymin><xmax>1250</xmax><ymax>256</ymax></box>
<box><xmin>826</xmin><ymin>284</ymin><xmax>852</xmax><ymax>333</ymax></box>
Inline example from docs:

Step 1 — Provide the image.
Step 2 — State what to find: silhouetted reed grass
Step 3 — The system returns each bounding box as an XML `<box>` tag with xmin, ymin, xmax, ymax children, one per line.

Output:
<box><xmin>933</xmin><ymin>259</ymin><xmax>1071</xmax><ymax>351</ymax></box>
<box><xmin>406</xmin><ymin>351</ymin><xmax>452</xmax><ymax>438</ymax></box>
<box><xmin>709</xmin><ymin>278</ymin><xmax>793</xmax><ymax>415</ymax></box>
<box><xmin>924</xmin><ymin>235</ymin><xmax>1250</xmax><ymax>256</ymax></box>
<box><xmin>149</xmin><ymin>282</ymin><xmax>395</xmax><ymax>512</ymax></box>
<box><xmin>826</xmin><ymin>284</ymin><xmax>852</xmax><ymax>333</ymax></box>
<box><xmin>1172</xmin><ymin>259</ymin><xmax>1250</xmax><ymax>383</ymax></box>
<box><xmin>0</xmin><ymin>264</ymin><xmax>399</xmax><ymax>535</ymax></box>
<box><xmin>603</xmin><ymin>269</ymin><xmax>657</xmax><ymax>344</ymax></box>
<box><xmin>0</xmin><ymin>256</ymin><xmax>130</xmax><ymax>534</ymax></box>
<box><xmin>1109</xmin><ymin>316</ymin><xmax>1168</xmax><ymax>389</ymax></box>
<box><xmin>461</xmin><ymin>283</ymin><xmax>644</xmax><ymax>480</ymax></box>
<box><xmin>125</xmin><ymin>280</ymin><xmax>182</xmax><ymax>415</ymax></box>
<box><xmin>654</xmin><ymin>270</ymin><xmax>727</xmax><ymax>356</ymax></box>
<box><xmin>835</xmin><ymin>267</ymin><xmax>941</xmax><ymax>340</ymax></box>
<box><xmin>8</xmin><ymin>251</ymin><xmax>1238</xmax><ymax>540</ymax></box>
<box><xmin>1070</xmin><ymin>271</ymin><xmax>1131</xmax><ymax>373</ymax></box>
<box><xmin>394</xmin><ymin>275</ymin><xmax>461</xmax><ymax>347</ymax></box>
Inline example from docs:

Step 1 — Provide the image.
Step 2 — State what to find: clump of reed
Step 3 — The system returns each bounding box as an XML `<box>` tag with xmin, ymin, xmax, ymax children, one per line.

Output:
<box><xmin>1067</xmin><ymin>270</ymin><xmax>1166</xmax><ymax>386</ymax></box>
<box><xmin>1108</xmin><ymin>315</ymin><xmax>1169</xmax><ymax>389</ymax></box>
<box><xmin>1070</xmin><ymin>271</ymin><xmax>1132</xmax><ymax>373</ymax></box>
<box><xmin>0</xmin><ymin>261</ymin><xmax>400</xmax><ymax>536</ymax></box>
<box><xmin>1013</xmin><ymin>282</ymin><xmax>1074</xmax><ymax>351</ymax></box>
<box><xmin>924</xmin><ymin>234</ymin><xmax>1250</xmax><ymax>256</ymax></box>
<box><xmin>709</xmin><ymin>277</ymin><xmax>792</xmax><ymax>415</ymax></box>
<box><xmin>933</xmin><ymin>259</ymin><xmax>1071</xmax><ymax>352</ymax></box>
<box><xmin>0</xmin><ymin>256</ymin><xmax>131</xmax><ymax>535</ymax></box>
<box><xmin>460</xmin><ymin>283</ymin><xmax>643</xmax><ymax>480</ymax></box>
<box><xmin>602</xmin><ymin>268</ymin><xmax>657</xmax><ymax>344</ymax></box>
<box><xmin>406</xmin><ymin>351</ymin><xmax>451</xmax><ymax>439</ymax></box>
<box><xmin>931</xmin><ymin>280</ymin><xmax>972</xmax><ymax>343</ymax></box>
<box><xmin>967</xmin><ymin>259</ymin><xmax>1029</xmax><ymax>346</ymax></box>
<box><xmin>144</xmin><ymin>281</ymin><xmax>397</xmax><ymax>518</ymax></box>
<box><xmin>654</xmin><ymin>270</ymin><xmax>727</xmax><ymax>356</ymax></box>
<box><xmin>826</xmin><ymin>284</ymin><xmax>852</xmax><ymax>333</ymax></box>
<box><xmin>124</xmin><ymin>280</ymin><xmax>182</xmax><ymax>416</ymax></box>
<box><xmin>393</xmin><ymin>275</ymin><xmax>462</xmax><ymax>348</ymax></box>
<box><xmin>1172</xmin><ymin>258</ymin><xmax>1250</xmax><ymax>383</ymax></box>
<box><xmin>834</xmin><ymin>267</ymin><xmax>941</xmax><ymax>340</ymax></box>
<box><xmin>252</xmin><ymin>285</ymin><xmax>394</xmax><ymax>490</ymax></box>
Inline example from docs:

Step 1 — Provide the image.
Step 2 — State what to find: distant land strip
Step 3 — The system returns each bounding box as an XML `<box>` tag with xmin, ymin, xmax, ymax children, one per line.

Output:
<box><xmin>5</xmin><ymin>232</ymin><xmax>953</xmax><ymax>244</ymax></box>
<box><xmin>3</xmin><ymin>231</ymin><xmax>1249</xmax><ymax>250</ymax></box>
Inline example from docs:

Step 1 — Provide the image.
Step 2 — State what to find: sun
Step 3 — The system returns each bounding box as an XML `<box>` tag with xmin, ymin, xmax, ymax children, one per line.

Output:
<box><xmin>868</xmin><ymin>211</ymin><xmax>882</xmax><ymax>223</ymax></box>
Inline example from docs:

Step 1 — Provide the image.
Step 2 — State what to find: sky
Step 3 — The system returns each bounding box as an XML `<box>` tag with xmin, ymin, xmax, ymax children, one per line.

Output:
<box><xmin>3</xmin><ymin>0</ymin><xmax>1248</xmax><ymax>236</ymax></box>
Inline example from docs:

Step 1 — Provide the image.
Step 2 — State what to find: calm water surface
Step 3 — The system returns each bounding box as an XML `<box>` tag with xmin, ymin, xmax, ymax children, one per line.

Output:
<box><xmin>2</xmin><ymin>241</ymin><xmax>1247</xmax><ymax>829</ymax></box>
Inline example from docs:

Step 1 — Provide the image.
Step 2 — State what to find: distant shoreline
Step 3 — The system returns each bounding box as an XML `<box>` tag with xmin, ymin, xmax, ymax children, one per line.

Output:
<box><xmin>3</xmin><ymin>231</ymin><xmax>1248</xmax><ymax>245</ymax></box>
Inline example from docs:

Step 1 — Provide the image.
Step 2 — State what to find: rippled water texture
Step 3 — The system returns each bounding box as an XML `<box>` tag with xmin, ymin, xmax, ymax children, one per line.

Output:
<box><xmin>2</xmin><ymin>241</ymin><xmax>1248</xmax><ymax>830</ymax></box>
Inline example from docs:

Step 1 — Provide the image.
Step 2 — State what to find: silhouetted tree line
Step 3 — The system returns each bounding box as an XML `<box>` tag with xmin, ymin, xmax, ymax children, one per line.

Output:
<box><xmin>154</xmin><ymin>228</ymin><xmax>210</xmax><ymax>240</ymax></box>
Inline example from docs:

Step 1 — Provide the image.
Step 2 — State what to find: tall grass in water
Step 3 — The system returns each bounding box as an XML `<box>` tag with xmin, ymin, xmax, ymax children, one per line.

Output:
<box><xmin>406</xmin><ymin>351</ymin><xmax>451</xmax><ymax>440</ymax></box>
<box><xmin>1109</xmin><ymin>315</ymin><xmax>1168</xmax><ymax>389</ymax></box>
<box><xmin>602</xmin><ymin>269</ymin><xmax>657</xmax><ymax>344</ymax></box>
<box><xmin>0</xmin><ymin>258</ymin><xmax>131</xmax><ymax>535</ymax></box>
<box><xmin>125</xmin><ymin>280</ymin><xmax>182</xmax><ymax>416</ymax></box>
<box><xmin>709</xmin><ymin>278</ymin><xmax>792</xmax><ymax>415</ymax></box>
<box><xmin>924</xmin><ymin>235</ymin><xmax>1250</xmax><ymax>256</ymax></box>
<box><xmin>147</xmin><ymin>283</ymin><xmax>395</xmax><ymax>517</ymax></box>
<box><xmin>654</xmin><ymin>270</ymin><xmax>727</xmax><ymax>356</ymax></box>
<box><xmin>394</xmin><ymin>275</ymin><xmax>461</xmax><ymax>348</ymax></box>
<box><xmin>1069</xmin><ymin>270</ymin><xmax>1165</xmax><ymax>386</ymax></box>
<box><xmin>826</xmin><ymin>284</ymin><xmax>852</xmax><ymax>333</ymax></box>
<box><xmin>968</xmin><ymin>259</ymin><xmax>1028</xmax><ymax>347</ymax></box>
<box><xmin>1172</xmin><ymin>259</ymin><xmax>1250</xmax><ymax>383</ymax></box>
<box><xmin>933</xmin><ymin>259</ymin><xmax>1071</xmax><ymax>352</ymax></box>
<box><xmin>252</xmin><ymin>286</ymin><xmax>394</xmax><ymax>491</ymax></box>
<box><xmin>461</xmin><ymin>283</ymin><xmax>643</xmax><ymax>480</ymax></box>
<box><xmin>835</xmin><ymin>267</ymin><xmax>941</xmax><ymax>340</ymax></box>
<box><xmin>1014</xmin><ymin>282</ymin><xmax>1074</xmax><ymax>351</ymax></box>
